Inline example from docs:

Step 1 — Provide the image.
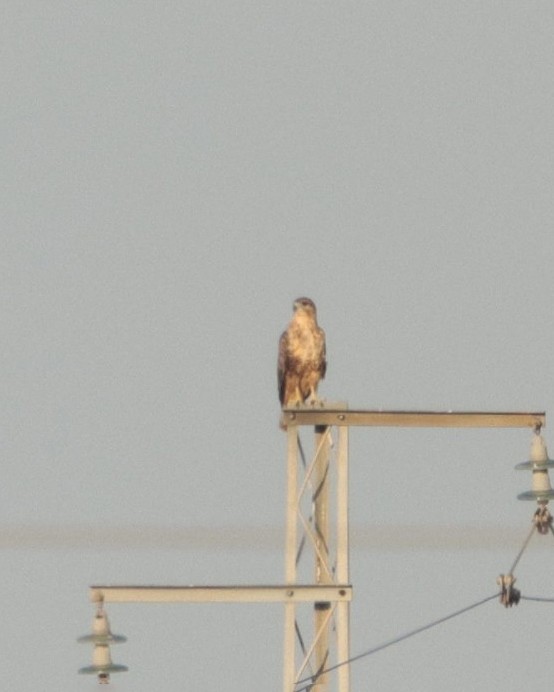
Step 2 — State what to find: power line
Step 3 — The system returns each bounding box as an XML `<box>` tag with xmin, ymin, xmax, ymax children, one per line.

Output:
<box><xmin>294</xmin><ymin>516</ymin><xmax>554</xmax><ymax>689</ymax></box>
<box><xmin>295</xmin><ymin>592</ymin><xmax>499</xmax><ymax>691</ymax></box>
<box><xmin>508</xmin><ymin>523</ymin><xmax>536</xmax><ymax>574</ymax></box>
<box><xmin>502</xmin><ymin>511</ymin><xmax>554</xmax><ymax>573</ymax></box>
<box><xmin>521</xmin><ymin>595</ymin><xmax>554</xmax><ymax>603</ymax></box>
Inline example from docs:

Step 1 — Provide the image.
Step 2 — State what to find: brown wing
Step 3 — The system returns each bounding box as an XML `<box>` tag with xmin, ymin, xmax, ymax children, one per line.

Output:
<box><xmin>319</xmin><ymin>327</ymin><xmax>327</xmax><ymax>379</ymax></box>
<box><xmin>277</xmin><ymin>330</ymin><xmax>289</xmax><ymax>405</ymax></box>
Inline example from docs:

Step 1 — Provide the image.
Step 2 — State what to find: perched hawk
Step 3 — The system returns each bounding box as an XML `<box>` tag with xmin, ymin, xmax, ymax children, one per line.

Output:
<box><xmin>278</xmin><ymin>297</ymin><xmax>326</xmax><ymax>412</ymax></box>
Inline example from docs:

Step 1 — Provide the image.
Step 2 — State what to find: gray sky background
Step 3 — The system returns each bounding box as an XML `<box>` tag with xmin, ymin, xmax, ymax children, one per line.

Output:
<box><xmin>3</xmin><ymin>2</ymin><xmax>554</xmax><ymax>690</ymax></box>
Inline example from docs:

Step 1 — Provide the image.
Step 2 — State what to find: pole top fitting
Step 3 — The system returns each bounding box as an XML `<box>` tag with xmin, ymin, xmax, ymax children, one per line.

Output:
<box><xmin>497</xmin><ymin>574</ymin><xmax>521</xmax><ymax>607</ymax></box>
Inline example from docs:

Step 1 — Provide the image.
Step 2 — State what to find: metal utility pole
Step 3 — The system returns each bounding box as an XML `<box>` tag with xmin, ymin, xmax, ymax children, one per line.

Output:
<box><xmin>81</xmin><ymin>407</ymin><xmax>545</xmax><ymax>690</ymax></box>
<box><xmin>279</xmin><ymin>407</ymin><xmax>545</xmax><ymax>692</ymax></box>
<box><xmin>283</xmin><ymin>415</ymin><xmax>350</xmax><ymax>692</ymax></box>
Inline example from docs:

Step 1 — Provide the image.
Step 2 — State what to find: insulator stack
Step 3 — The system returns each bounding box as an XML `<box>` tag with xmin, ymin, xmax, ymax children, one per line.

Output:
<box><xmin>515</xmin><ymin>431</ymin><xmax>554</xmax><ymax>503</ymax></box>
<box><xmin>78</xmin><ymin>607</ymin><xmax>127</xmax><ymax>684</ymax></box>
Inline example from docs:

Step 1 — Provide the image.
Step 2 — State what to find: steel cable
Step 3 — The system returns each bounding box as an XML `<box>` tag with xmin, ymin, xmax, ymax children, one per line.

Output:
<box><xmin>294</xmin><ymin>593</ymin><xmax>499</xmax><ymax>691</ymax></box>
<box><xmin>508</xmin><ymin>522</ymin><xmax>536</xmax><ymax>574</ymax></box>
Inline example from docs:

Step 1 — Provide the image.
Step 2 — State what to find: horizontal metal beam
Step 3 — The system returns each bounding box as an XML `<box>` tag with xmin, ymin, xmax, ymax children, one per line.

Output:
<box><xmin>282</xmin><ymin>408</ymin><xmax>545</xmax><ymax>429</ymax></box>
<box><xmin>89</xmin><ymin>585</ymin><xmax>352</xmax><ymax>604</ymax></box>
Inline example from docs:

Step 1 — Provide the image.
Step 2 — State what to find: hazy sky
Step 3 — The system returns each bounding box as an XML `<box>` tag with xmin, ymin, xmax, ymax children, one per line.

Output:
<box><xmin>3</xmin><ymin>2</ymin><xmax>554</xmax><ymax>690</ymax></box>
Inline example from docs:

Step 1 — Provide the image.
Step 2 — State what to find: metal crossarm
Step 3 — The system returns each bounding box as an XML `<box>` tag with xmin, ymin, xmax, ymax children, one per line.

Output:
<box><xmin>283</xmin><ymin>408</ymin><xmax>545</xmax><ymax>429</ymax></box>
<box><xmin>89</xmin><ymin>585</ymin><xmax>352</xmax><ymax>604</ymax></box>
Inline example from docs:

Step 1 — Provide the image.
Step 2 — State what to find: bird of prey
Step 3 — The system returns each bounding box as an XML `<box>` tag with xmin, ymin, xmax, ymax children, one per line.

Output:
<box><xmin>278</xmin><ymin>297</ymin><xmax>326</xmax><ymax>411</ymax></box>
